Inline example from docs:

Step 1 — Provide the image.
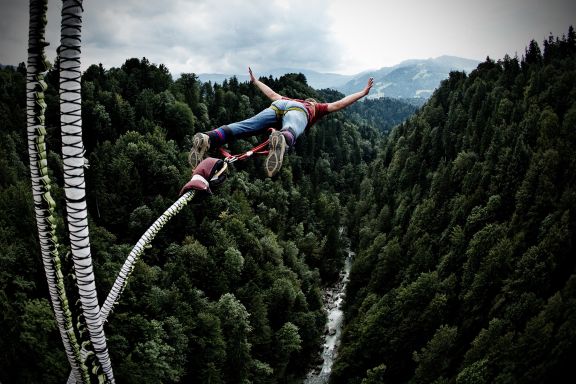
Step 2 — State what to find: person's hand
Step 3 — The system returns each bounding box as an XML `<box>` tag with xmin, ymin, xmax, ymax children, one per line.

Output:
<box><xmin>249</xmin><ymin>67</ymin><xmax>256</xmax><ymax>83</ymax></box>
<box><xmin>363</xmin><ymin>77</ymin><xmax>374</xmax><ymax>96</ymax></box>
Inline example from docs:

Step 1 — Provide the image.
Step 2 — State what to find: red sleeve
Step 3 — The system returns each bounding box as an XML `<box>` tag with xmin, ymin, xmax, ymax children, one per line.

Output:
<box><xmin>315</xmin><ymin>103</ymin><xmax>330</xmax><ymax>120</ymax></box>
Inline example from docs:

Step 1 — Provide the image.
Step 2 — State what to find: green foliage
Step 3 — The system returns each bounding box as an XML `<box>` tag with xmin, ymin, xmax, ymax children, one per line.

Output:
<box><xmin>5</xmin><ymin>28</ymin><xmax>576</xmax><ymax>382</ymax></box>
<box><xmin>346</xmin><ymin>96</ymin><xmax>419</xmax><ymax>134</ymax></box>
<box><xmin>333</xmin><ymin>27</ymin><xmax>576</xmax><ymax>384</ymax></box>
<box><xmin>273</xmin><ymin>322</ymin><xmax>302</xmax><ymax>379</ymax></box>
<box><xmin>18</xmin><ymin>299</ymin><xmax>69</xmax><ymax>382</ymax></box>
<box><xmin>0</xmin><ymin>56</ymin><xmax>392</xmax><ymax>382</ymax></box>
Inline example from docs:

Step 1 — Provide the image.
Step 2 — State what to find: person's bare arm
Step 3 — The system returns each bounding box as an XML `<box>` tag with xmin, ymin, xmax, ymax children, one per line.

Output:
<box><xmin>249</xmin><ymin>67</ymin><xmax>282</xmax><ymax>101</ymax></box>
<box><xmin>327</xmin><ymin>77</ymin><xmax>374</xmax><ymax>113</ymax></box>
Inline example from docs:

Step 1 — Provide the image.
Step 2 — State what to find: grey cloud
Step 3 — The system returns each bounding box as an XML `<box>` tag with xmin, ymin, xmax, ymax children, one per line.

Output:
<box><xmin>0</xmin><ymin>2</ymin><xmax>28</xmax><ymax>64</ymax></box>
<box><xmin>3</xmin><ymin>0</ymin><xmax>576</xmax><ymax>75</ymax></box>
<box><xmin>0</xmin><ymin>0</ymin><xmax>346</xmax><ymax>74</ymax></box>
<box><xmin>0</xmin><ymin>0</ymin><xmax>61</xmax><ymax>65</ymax></box>
<box><xmin>79</xmin><ymin>0</ymin><xmax>342</xmax><ymax>75</ymax></box>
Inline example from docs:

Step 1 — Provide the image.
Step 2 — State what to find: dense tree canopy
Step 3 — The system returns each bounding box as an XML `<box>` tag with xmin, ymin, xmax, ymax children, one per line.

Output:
<box><xmin>0</xmin><ymin>54</ymin><xmax>407</xmax><ymax>382</ymax></box>
<box><xmin>332</xmin><ymin>27</ymin><xmax>576</xmax><ymax>384</ymax></box>
<box><xmin>2</xmin><ymin>26</ymin><xmax>574</xmax><ymax>383</ymax></box>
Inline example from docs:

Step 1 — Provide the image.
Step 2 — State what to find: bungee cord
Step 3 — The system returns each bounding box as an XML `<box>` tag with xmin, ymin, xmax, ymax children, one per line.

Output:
<box><xmin>27</xmin><ymin>1</ymin><xmax>203</xmax><ymax>382</ymax></box>
<box><xmin>26</xmin><ymin>0</ymin><xmax>89</xmax><ymax>382</ymax></box>
<box><xmin>58</xmin><ymin>0</ymin><xmax>115</xmax><ymax>382</ymax></box>
<box><xmin>66</xmin><ymin>190</ymin><xmax>197</xmax><ymax>383</ymax></box>
<box><xmin>100</xmin><ymin>190</ymin><xmax>196</xmax><ymax>320</ymax></box>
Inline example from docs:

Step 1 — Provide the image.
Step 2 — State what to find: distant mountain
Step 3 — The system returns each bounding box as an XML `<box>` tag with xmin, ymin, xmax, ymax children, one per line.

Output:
<box><xmin>197</xmin><ymin>73</ymin><xmax>250</xmax><ymax>84</ymax></box>
<box><xmin>337</xmin><ymin>55</ymin><xmax>480</xmax><ymax>99</ymax></box>
<box><xmin>263</xmin><ymin>68</ymin><xmax>355</xmax><ymax>89</ymax></box>
<box><xmin>197</xmin><ymin>68</ymin><xmax>354</xmax><ymax>89</ymax></box>
<box><xmin>197</xmin><ymin>55</ymin><xmax>480</xmax><ymax>100</ymax></box>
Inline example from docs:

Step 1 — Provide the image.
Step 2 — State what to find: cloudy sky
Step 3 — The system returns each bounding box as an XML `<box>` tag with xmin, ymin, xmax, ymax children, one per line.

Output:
<box><xmin>1</xmin><ymin>0</ymin><xmax>574</xmax><ymax>76</ymax></box>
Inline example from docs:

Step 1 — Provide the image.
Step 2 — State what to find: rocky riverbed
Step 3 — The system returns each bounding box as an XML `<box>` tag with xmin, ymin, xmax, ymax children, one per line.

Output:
<box><xmin>304</xmin><ymin>253</ymin><xmax>353</xmax><ymax>384</ymax></box>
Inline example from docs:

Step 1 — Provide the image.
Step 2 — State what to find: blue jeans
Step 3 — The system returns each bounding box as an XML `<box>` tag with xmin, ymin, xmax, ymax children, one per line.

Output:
<box><xmin>225</xmin><ymin>99</ymin><xmax>309</xmax><ymax>140</ymax></box>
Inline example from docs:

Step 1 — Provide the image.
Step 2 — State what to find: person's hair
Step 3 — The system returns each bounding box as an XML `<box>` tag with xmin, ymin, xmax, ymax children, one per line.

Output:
<box><xmin>305</xmin><ymin>98</ymin><xmax>318</xmax><ymax>103</ymax></box>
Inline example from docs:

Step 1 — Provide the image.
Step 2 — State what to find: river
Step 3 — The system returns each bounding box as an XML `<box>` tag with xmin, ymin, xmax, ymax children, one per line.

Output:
<box><xmin>304</xmin><ymin>252</ymin><xmax>353</xmax><ymax>384</ymax></box>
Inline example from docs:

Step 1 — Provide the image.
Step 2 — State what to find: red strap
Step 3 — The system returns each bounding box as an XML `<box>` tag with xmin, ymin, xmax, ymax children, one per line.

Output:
<box><xmin>219</xmin><ymin>128</ymin><xmax>275</xmax><ymax>162</ymax></box>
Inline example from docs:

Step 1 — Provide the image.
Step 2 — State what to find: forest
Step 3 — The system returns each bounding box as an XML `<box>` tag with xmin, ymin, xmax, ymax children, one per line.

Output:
<box><xmin>1</xmin><ymin>26</ymin><xmax>575</xmax><ymax>383</ymax></box>
<box><xmin>332</xmin><ymin>28</ymin><xmax>576</xmax><ymax>383</ymax></box>
<box><xmin>0</xmin><ymin>50</ymin><xmax>412</xmax><ymax>382</ymax></box>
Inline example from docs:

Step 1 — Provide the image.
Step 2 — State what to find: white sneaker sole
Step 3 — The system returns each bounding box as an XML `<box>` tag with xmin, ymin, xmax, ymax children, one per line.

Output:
<box><xmin>265</xmin><ymin>131</ymin><xmax>286</xmax><ymax>177</ymax></box>
<box><xmin>188</xmin><ymin>133</ymin><xmax>209</xmax><ymax>170</ymax></box>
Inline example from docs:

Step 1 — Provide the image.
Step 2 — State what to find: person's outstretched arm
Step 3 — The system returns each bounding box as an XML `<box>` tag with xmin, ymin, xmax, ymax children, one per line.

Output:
<box><xmin>249</xmin><ymin>67</ymin><xmax>282</xmax><ymax>101</ymax></box>
<box><xmin>327</xmin><ymin>77</ymin><xmax>374</xmax><ymax>113</ymax></box>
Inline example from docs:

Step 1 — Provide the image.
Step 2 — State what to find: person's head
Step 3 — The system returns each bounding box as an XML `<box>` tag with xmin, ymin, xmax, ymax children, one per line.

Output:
<box><xmin>305</xmin><ymin>98</ymin><xmax>318</xmax><ymax>105</ymax></box>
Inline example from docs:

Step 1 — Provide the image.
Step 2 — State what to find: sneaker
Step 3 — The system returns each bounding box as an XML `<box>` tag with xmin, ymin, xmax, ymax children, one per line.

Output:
<box><xmin>188</xmin><ymin>133</ymin><xmax>210</xmax><ymax>170</ymax></box>
<box><xmin>265</xmin><ymin>130</ymin><xmax>286</xmax><ymax>177</ymax></box>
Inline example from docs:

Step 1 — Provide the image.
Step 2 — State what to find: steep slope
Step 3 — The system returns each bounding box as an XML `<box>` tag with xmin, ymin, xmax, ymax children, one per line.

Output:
<box><xmin>338</xmin><ymin>55</ymin><xmax>480</xmax><ymax>99</ymax></box>
<box><xmin>333</xmin><ymin>28</ymin><xmax>576</xmax><ymax>384</ymax></box>
<box><xmin>197</xmin><ymin>56</ymin><xmax>478</xmax><ymax>95</ymax></box>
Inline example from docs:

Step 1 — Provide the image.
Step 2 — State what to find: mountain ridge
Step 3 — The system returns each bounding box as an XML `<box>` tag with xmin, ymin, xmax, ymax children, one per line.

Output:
<box><xmin>336</xmin><ymin>55</ymin><xmax>480</xmax><ymax>99</ymax></box>
<box><xmin>197</xmin><ymin>55</ymin><xmax>480</xmax><ymax>100</ymax></box>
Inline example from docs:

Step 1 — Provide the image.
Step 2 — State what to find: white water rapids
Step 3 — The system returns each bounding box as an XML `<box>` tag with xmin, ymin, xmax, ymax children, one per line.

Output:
<box><xmin>304</xmin><ymin>253</ymin><xmax>353</xmax><ymax>384</ymax></box>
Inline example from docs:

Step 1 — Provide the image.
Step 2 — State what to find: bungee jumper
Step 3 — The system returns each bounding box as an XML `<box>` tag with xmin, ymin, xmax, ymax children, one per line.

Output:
<box><xmin>180</xmin><ymin>67</ymin><xmax>374</xmax><ymax>195</ymax></box>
